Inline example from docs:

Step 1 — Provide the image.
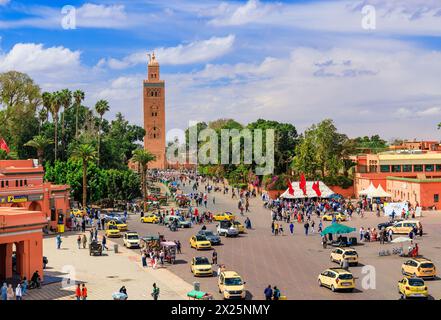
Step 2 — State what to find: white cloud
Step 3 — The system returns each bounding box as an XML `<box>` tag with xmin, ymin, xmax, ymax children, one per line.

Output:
<box><xmin>205</xmin><ymin>0</ymin><xmax>441</xmax><ymax>36</ymax></box>
<box><xmin>0</xmin><ymin>43</ymin><xmax>81</xmax><ymax>77</ymax></box>
<box><xmin>101</xmin><ymin>35</ymin><xmax>235</xmax><ymax>69</ymax></box>
<box><xmin>75</xmin><ymin>3</ymin><xmax>128</xmax><ymax>28</ymax></box>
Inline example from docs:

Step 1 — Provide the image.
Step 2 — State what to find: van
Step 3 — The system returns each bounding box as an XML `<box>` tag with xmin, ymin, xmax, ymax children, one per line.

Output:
<box><xmin>386</xmin><ymin>220</ymin><xmax>422</xmax><ymax>234</ymax></box>
<box><xmin>218</xmin><ymin>271</ymin><xmax>246</xmax><ymax>299</ymax></box>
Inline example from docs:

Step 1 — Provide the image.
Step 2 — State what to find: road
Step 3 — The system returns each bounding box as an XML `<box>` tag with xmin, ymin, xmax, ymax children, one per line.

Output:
<box><xmin>113</xmin><ymin>181</ymin><xmax>441</xmax><ymax>300</ymax></box>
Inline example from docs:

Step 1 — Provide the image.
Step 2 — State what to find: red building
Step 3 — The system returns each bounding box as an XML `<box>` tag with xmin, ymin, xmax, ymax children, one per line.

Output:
<box><xmin>0</xmin><ymin>160</ymin><xmax>71</xmax><ymax>230</ymax></box>
<box><xmin>0</xmin><ymin>207</ymin><xmax>46</xmax><ymax>282</ymax></box>
<box><xmin>354</xmin><ymin>152</ymin><xmax>441</xmax><ymax>209</ymax></box>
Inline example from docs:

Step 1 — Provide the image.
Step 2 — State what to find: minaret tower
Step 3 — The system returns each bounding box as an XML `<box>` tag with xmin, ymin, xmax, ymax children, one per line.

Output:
<box><xmin>143</xmin><ymin>52</ymin><xmax>166</xmax><ymax>169</ymax></box>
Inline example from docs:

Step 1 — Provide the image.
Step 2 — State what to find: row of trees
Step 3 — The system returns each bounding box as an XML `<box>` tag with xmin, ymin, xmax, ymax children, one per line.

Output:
<box><xmin>0</xmin><ymin>71</ymin><xmax>156</xmax><ymax>208</ymax></box>
<box><xmin>183</xmin><ymin>118</ymin><xmax>389</xmax><ymax>190</ymax></box>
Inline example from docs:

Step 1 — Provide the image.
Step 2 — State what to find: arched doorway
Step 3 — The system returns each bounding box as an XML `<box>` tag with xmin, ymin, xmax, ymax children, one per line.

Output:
<box><xmin>28</xmin><ymin>201</ymin><xmax>42</xmax><ymax>212</ymax></box>
<box><xmin>10</xmin><ymin>203</ymin><xmax>25</xmax><ymax>208</ymax></box>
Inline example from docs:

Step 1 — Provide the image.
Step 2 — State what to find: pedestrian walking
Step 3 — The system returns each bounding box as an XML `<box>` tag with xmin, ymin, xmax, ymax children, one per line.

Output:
<box><xmin>212</xmin><ymin>250</ymin><xmax>218</xmax><ymax>265</ymax></box>
<box><xmin>102</xmin><ymin>235</ymin><xmax>108</xmax><ymax>251</ymax></box>
<box><xmin>82</xmin><ymin>234</ymin><xmax>88</xmax><ymax>249</ymax></box>
<box><xmin>77</xmin><ymin>235</ymin><xmax>81</xmax><ymax>249</ymax></box>
<box><xmin>273</xmin><ymin>286</ymin><xmax>281</xmax><ymax>300</ymax></box>
<box><xmin>1</xmin><ymin>283</ymin><xmax>7</xmax><ymax>300</ymax></box>
<box><xmin>75</xmin><ymin>284</ymin><xmax>81</xmax><ymax>300</ymax></box>
<box><xmin>15</xmin><ymin>284</ymin><xmax>22</xmax><ymax>300</ymax></box>
<box><xmin>304</xmin><ymin>221</ymin><xmax>309</xmax><ymax>236</ymax></box>
<box><xmin>56</xmin><ymin>234</ymin><xmax>62</xmax><ymax>249</ymax></box>
<box><xmin>81</xmin><ymin>284</ymin><xmax>88</xmax><ymax>300</ymax></box>
<box><xmin>152</xmin><ymin>283</ymin><xmax>160</xmax><ymax>300</ymax></box>
<box><xmin>21</xmin><ymin>277</ymin><xmax>28</xmax><ymax>295</ymax></box>
<box><xmin>264</xmin><ymin>285</ymin><xmax>273</xmax><ymax>301</ymax></box>
<box><xmin>6</xmin><ymin>284</ymin><xmax>14</xmax><ymax>300</ymax></box>
<box><xmin>289</xmin><ymin>222</ymin><xmax>294</xmax><ymax>235</ymax></box>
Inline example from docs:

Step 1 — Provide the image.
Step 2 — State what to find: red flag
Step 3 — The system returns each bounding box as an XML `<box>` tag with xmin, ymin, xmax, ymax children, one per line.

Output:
<box><xmin>0</xmin><ymin>138</ymin><xmax>10</xmax><ymax>154</ymax></box>
<box><xmin>299</xmin><ymin>173</ymin><xmax>307</xmax><ymax>196</ymax></box>
<box><xmin>312</xmin><ymin>181</ymin><xmax>322</xmax><ymax>197</ymax></box>
<box><xmin>286</xmin><ymin>179</ymin><xmax>294</xmax><ymax>195</ymax></box>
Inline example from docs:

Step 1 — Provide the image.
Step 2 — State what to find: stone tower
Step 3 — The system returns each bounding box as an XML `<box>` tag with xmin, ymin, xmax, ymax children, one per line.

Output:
<box><xmin>143</xmin><ymin>53</ymin><xmax>166</xmax><ymax>169</ymax></box>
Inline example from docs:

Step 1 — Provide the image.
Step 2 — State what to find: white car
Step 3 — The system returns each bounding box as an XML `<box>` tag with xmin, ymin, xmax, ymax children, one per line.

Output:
<box><xmin>123</xmin><ymin>232</ymin><xmax>140</xmax><ymax>248</ymax></box>
<box><xmin>217</xmin><ymin>221</ymin><xmax>239</xmax><ymax>237</ymax></box>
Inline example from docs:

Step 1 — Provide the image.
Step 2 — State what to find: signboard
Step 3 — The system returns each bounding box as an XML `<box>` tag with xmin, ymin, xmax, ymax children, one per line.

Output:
<box><xmin>384</xmin><ymin>202</ymin><xmax>408</xmax><ymax>217</ymax></box>
<box><xmin>28</xmin><ymin>194</ymin><xmax>43</xmax><ymax>201</ymax></box>
<box><xmin>7</xmin><ymin>195</ymin><xmax>28</xmax><ymax>203</ymax></box>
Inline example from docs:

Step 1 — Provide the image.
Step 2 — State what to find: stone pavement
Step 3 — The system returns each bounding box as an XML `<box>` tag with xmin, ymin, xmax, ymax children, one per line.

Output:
<box><xmin>24</xmin><ymin>232</ymin><xmax>193</xmax><ymax>300</ymax></box>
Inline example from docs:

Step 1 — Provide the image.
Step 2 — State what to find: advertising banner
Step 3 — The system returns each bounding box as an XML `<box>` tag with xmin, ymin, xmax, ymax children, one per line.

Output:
<box><xmin>384</xmin><ymin>202</ymin><xmax>408</xmax><ymax>217</ymax></box>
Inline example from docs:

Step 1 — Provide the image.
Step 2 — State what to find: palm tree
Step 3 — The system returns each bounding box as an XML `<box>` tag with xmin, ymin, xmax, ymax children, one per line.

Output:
<box><xmin>59</xmin><ymin>89</ymin><xmax>72</xmax><ymax>157</ymax></box>
<box><xmin>24</xmin><ymin>135</ymin><xmax>54</xmax><ymax>165</ymax></box>
<box><xmin>49</xmin><ymin>91</ymin><xmax>62</xmax><ymax>161</ymax></box>
<box><xmin>95</xmin><ymin>99</ymin><xmax>110</xmax><ymax>166</ymax></box>
<box><xmin>41</xmin><ymin>92</ymin><xmax>52</xmax><ymax>122</ymax></box>
<box><xmin>73</xmin><ymin>90</ymin><xmax>85</xmax><ymax>138</ymax></box>
<box><xmin>71</xmin><ymin>143</ymin><xmax>97</xmax><ymax>209</ymax></box>
<box><xmin>38</xmin><ymin>108</ymin><xmax>48</xmax><ymax>134</ymax></box>
<box><xmin>131</xmin><ymin>149</ymin><xmax>156</xmax><ymax>211</ymax></box>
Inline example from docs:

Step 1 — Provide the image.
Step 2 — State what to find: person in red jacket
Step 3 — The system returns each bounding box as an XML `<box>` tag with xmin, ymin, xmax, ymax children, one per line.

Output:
<box><xmin>75</xmin><ymin>284</ymin><xmax>81</xmax><ymax>301</ymax></box>
<box><xmin>81</xmin><ymin>284</ymin><xmax>88</xmax><ymax>300</ymax></box>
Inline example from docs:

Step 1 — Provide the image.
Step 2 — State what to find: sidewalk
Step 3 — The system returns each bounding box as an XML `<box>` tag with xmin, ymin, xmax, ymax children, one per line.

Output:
<box><xmin>24</xmin><ymin>232</ymin><xmax>193</xmax><ymax>300</ymax></box>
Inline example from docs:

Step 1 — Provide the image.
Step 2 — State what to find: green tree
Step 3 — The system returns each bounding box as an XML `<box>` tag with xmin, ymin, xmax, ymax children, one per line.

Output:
<box><xmin>24</xmin><ymin>135</ymin><xmax>53</xmax><ymax>165</ymax></box>
<box><xmin>131</xmin><ymin>148</ymin><xmax>156</xmax><ymax>211</ymax></box>
<box><xmin>0</xmin><ymin>71</ymin><xmax>41</xmax><ymax>158</ymax></box>
<box><xmin>47</xmin><ymin>91</ymin><xmax>62</xmax><ymax>161</ymax></box>
<box><xmin>70</xmin><ymin>143</ymin><xmax>98</xmax><ymax>209</ymax></box>
<box><xmin>73</xmin><ymin>90</ymin><xmax>85</xmax><ymax>138</ymax></box>
<box><xmin>59</xmin><ymin>89</ymin><xmax>72</xmax><ymax>158</ymax></box>
<box><xmin>95</xmin><ymin>99</ymin><xmax>110</xmax><ymax>166</ymax></box>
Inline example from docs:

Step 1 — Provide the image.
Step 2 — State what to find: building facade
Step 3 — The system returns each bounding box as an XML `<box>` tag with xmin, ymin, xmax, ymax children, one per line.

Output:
<box><xmin>354</xmin><ymin>151</ymin><xmax>441</xmax><ymax>209</ymax></box>
<box><xmin>0</xmin><ymin>160</ymin><xmax>70</xmax><ymax>230</ymax></box>
<box><xmin>0</xmin><ymin>207</ymin><xmax>47</xmax><ymax>282</ymax></box>
<box><xmin>143</xmin><ymin>53</ymin><xmax>166</xmax><ymax>169</ymax></box>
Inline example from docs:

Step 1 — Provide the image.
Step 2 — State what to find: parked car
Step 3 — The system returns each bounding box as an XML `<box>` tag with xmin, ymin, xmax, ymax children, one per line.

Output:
<box><xmin>197</xmin><ymin>230</ymin><xmax>221</xmax><ymax>245</ymax></box>
<box><xmin>217</xmin><ymin>220</ymin><xmax>239</xmax><ymax>237</ymax></box>
<box><xmin>164</xmin><ymin>215</ymin><xmax>191</xmax><ymax>228</ymax></box>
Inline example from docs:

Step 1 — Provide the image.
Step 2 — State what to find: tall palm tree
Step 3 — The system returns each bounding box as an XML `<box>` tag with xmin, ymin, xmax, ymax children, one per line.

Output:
<box><xmin>38</xmin><ymin>107</ymin><xmax>48</xmax><ymax>134</ymax></box>
<box><xmin>73</xmin><ymin>90</ymin><xmax>85</xmax><ymax>138</ymax></box>
<box><xmin>24</xmin><ymin>135</ymin><xmax>53</xmax><ymax>165</ymax></box>
<box><xmin>41</xmin><ymin>92</ymin><xmax>52</xmax><ymax>122</ymax></box>
<box><xmin>49</xmin><ymin>91</ymin><xmax>62</xmax><ymax>161</ymax></box>
<box><xmin>131</xmin><ymin>149</ymin><xmax>156</xmax><ymax>211</ymax></box>
<box><xmin>71</xmin><ymin>143</ymin><xmax>97</xmax><ymax>209</ymax></box>
<box><xmin>95</xmin><ymin>99</ymin><xmax>110</xmax><ymax>166</ymax></box>
<box><xmin>59</xmin><ymin>89</ymin><xmax>72</xmax><ymax>157</ymax></box>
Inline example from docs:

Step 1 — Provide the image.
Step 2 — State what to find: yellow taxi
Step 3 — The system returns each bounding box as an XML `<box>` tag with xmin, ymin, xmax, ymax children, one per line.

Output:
<box><xmin>106</xmin><ymin>220</ymin><xmax>128</xmax><ymax>231</ymax></box>
<box><xmin>398</xmin><ymin>277</ymin><xmax>429</xmax><ymax>299</ymax></box>
<box><xmin>322</xmin><ymin>212</ymin><xmax>346</xmax><ymax>222</ymax></box>
<box><xmin>190</xmin><ymin>257</ymin><xmax>213</xmax><ymax>277</ymax></box>
<box><xmin>105</xmin><ymin>225</ymin><xmax>121</xmax><ymax>238</ymax></box>
<box><xmin>232</xmin><ymin>221</ymin><xmax>245</xmax><ymax>233</ymax></box>
<box><xmin>401</xmin><ymin>258</ymin><xmax>436</xmax><ymax>279</ymax></box>
<box><xmin>330</xmin><ymin>248</ymin><xmax>359</xmax><ymax>266</ymax></box>
<box><xmin>189</xmin><ymin>235</ymin><xmax>212</xmax><ymax>250</ymax></box>
<box><xmin>318</xmin><ymin>268</ymin><xmax>355</xmax><ymax>292</ymax></box>
<box><xmin>140</xmin><ymin>214</ymin><xmax>159</xmax><ymax>224</ymax></box>
<box><xmin>213</xmin><ymin>212</ymin><xmax>235</xmax><ymax>222</ymax></box>
<box><xmin>218</xmin><ymin>271</ymin><xmax>246</xmax><ymax>299</ymax></box>
<box><xmin>386</xmin><ymin>220</ymin><xmax>422</xmax><ymax>234</ymax></box>
<box><xmin>72</xmin><ymin>209</ymin><xmax>86</xmax><ymax>217</ymax></box>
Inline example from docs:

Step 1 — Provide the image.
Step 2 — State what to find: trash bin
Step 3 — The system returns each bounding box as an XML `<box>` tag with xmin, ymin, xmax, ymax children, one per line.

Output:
<box><xmin>114</xmin><ymin>244</ymin><xmax>119</xmax><ymax>253</ymax></box>
<box><xmin>57</xmin><ymin>224</ymin><xmax>65</xmax><ymax>233</ymax></box>
<box><xmin>193</xmin><ymin>281</ymin><xmax>200</xmax><ymax>292</ymax></box>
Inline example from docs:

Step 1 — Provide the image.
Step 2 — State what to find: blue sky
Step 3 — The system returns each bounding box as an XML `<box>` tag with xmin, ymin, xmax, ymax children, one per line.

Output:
<box><xmin>1</xmin><ymin>0</ymin><xmax>441</xmax><ymax>140</ymax></box>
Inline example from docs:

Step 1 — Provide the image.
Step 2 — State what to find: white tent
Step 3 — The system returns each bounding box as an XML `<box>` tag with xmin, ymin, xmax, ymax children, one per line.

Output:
<box><xmin>372</xmin><ymin>184</ymin><xmax>391</xmax><ymax>198</ymax></box>
<box><xmin>358</xmin><ymin>183</ymin><xmax>377</xmax><ymax>196</ymax></box>
<box><xmin>279</xmin><ymin>181</ymin><xmax>334</xmax><ymax>199</ymax></box>
<box><xmin>359</xmin><ymin>183</ymin><xmax>391</xmax><ymax>198</ymax></box>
